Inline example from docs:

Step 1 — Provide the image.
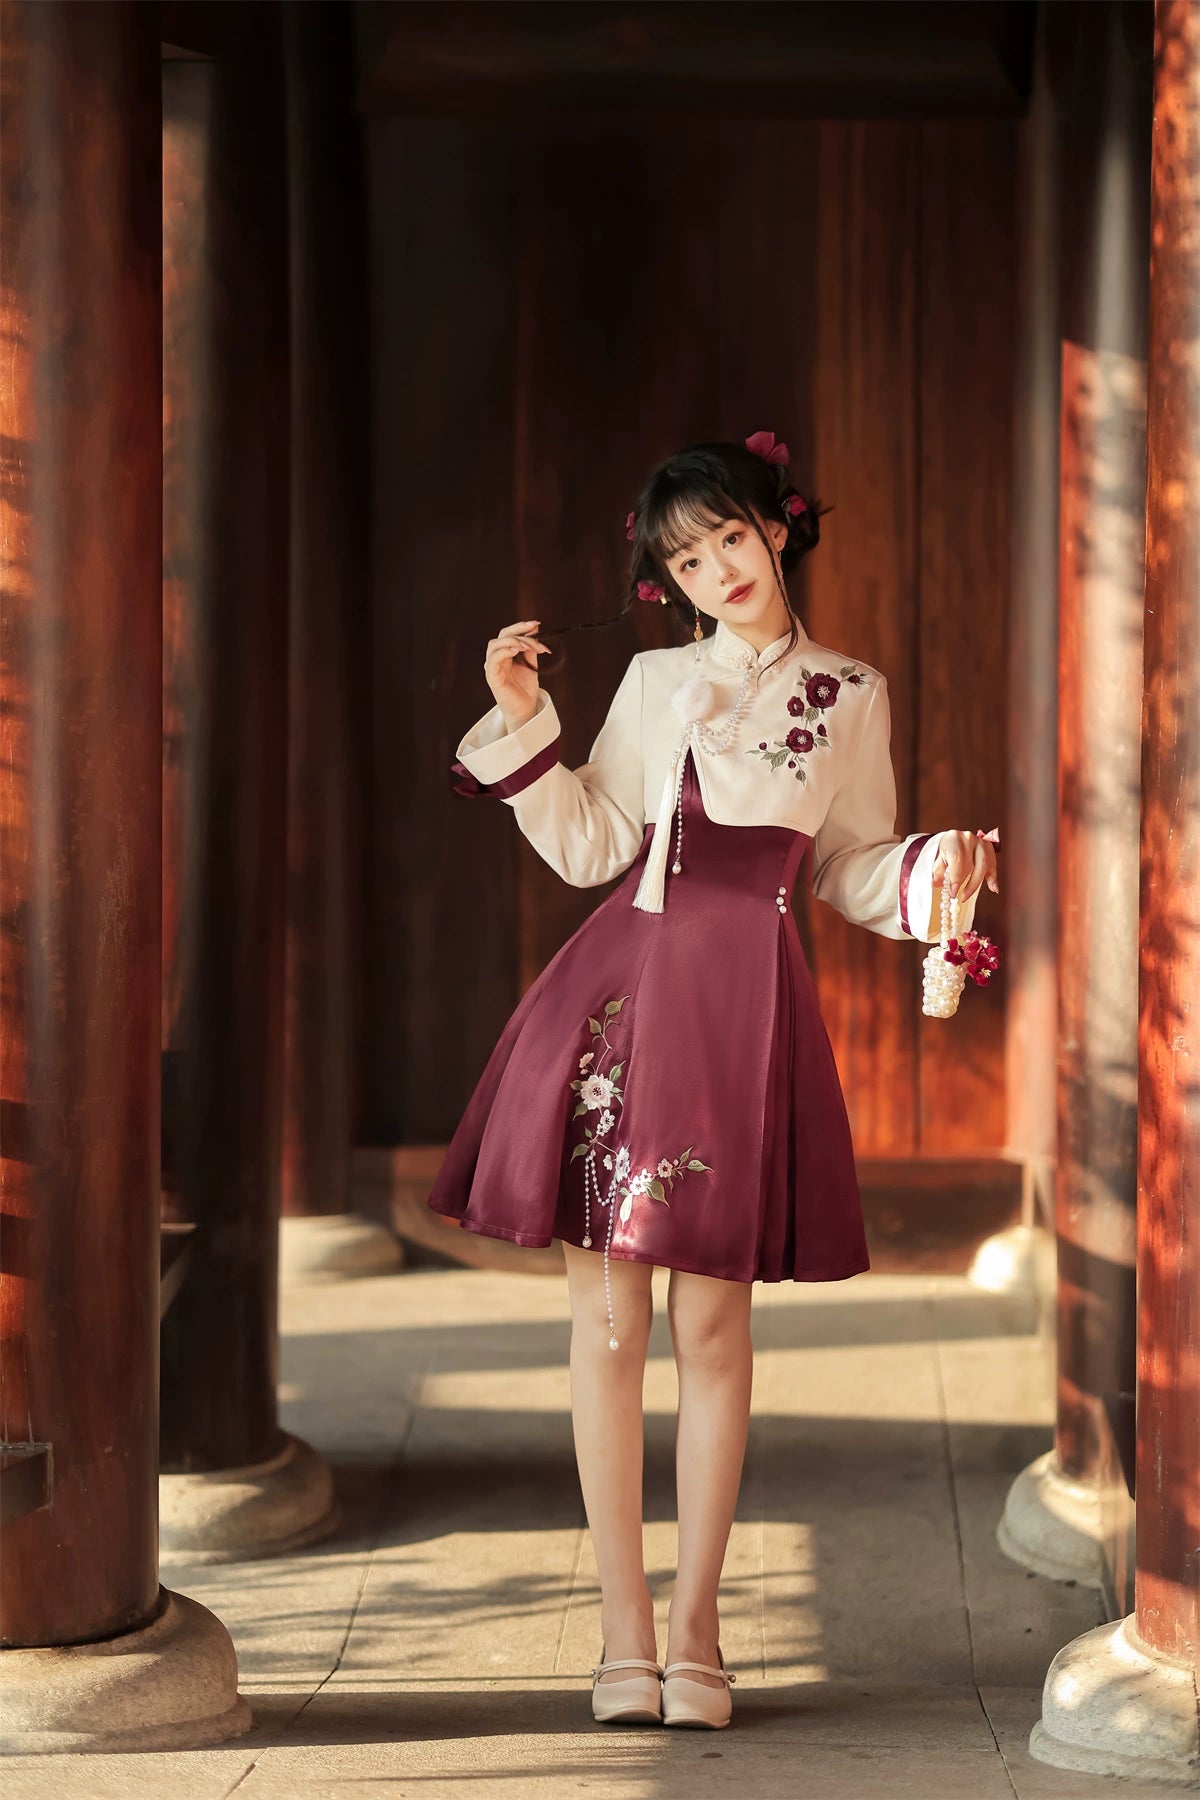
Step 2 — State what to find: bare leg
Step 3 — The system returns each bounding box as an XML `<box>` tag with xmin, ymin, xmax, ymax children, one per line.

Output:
<box><xmin>665</xmin><ymin>1268</ymin><xmax>754</xmax><ymax>1688</ymax></box>
<box><xmin>562</xmin><ymin>1241</ymin><xmax>656</xmax><ymax>1683</ymax></box>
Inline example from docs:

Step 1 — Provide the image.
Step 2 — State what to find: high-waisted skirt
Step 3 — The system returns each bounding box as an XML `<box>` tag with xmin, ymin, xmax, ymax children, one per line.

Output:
<box><xmin>427</xmin><ymin>744</ymin><xmax>871</xmax><ymax>1339</ymax></box>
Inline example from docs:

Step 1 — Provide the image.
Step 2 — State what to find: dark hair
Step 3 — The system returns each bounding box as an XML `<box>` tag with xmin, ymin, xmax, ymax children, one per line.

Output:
<box><xmin>535</xmin><ymin>437</ymin><xmax>832</xmax><ymax>677</ymax></box>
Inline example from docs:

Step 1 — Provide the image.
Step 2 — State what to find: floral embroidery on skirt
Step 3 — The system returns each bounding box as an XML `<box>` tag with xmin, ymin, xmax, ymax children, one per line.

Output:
<box><xmin>568</xmin><ymin>991</ymin><xmax>713</xmax><ymax>1347</ymax></box>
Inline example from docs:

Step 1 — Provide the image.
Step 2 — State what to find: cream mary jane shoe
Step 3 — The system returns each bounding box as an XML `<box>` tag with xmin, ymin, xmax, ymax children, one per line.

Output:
<box><xmin>589</xmin><ymin>1647</ymin><xmax>664</xmax><ymax>1725</ymax></box>
<box><xmin>661</xmin><ymin>1648</ymin><xmax>736</xmax><ymax>1728</ymax></box>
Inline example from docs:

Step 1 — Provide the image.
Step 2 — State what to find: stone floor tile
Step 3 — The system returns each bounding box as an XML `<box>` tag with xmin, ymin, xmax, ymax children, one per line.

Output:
<box><xmin>9</xmin><ymin>1267</ymin><xmax>1187</xmax><ymax>1800</ymax></box>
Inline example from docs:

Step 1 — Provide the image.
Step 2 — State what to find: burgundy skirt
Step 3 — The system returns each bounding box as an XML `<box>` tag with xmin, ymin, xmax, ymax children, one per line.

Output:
<box><xmin>427</xmin><ymin>745</ymin><xmax>871</xmax><ymax>1290</ymax></box>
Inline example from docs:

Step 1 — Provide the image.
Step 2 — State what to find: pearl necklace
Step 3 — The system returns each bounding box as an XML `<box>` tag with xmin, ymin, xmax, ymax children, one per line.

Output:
<box><xmin>665</xmin><ymin>651</ymin><xmax>780</xmax><ymax>875</ymax></box>
<box><xmin>631</xmin><ymin>640</ymin><xmax>794</xmax><ymax>912</ymax></box>
<box><xmin>692</xmin><ymin>659</ymin><xmax>756</xmax><ymax>755</ymax></box>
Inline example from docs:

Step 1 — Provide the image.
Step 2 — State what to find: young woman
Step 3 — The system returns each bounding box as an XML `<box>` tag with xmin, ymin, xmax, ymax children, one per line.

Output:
<box><xmin>427</xmin><ymin>432</ymin><xmax>1000</xmax><ymax>1729</ymax></box>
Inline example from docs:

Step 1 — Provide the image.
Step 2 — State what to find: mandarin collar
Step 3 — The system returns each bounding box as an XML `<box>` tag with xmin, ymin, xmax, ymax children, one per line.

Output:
<box><xmin>708</xmin><ymin>615</ymin><xmax>808</xmax><ymax>671</ymax></box>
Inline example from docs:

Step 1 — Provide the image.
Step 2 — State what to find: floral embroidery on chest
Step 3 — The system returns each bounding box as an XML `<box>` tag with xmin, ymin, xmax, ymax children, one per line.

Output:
<box><xmin>567</xmin><ymin>993</ymin><xmax>712</xmax><ymax>1345</ymax></box>
<box><xmin>746</xmin><ymin>661</ymin><xmax>872</xmax><ymax>782</ymax></box>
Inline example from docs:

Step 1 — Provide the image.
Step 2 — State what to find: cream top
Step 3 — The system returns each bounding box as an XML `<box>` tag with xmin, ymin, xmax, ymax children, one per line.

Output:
<box><xmin>452</xmin><ymin>616</ymin><xmax>978</xmax><ymax>942</ymax></box>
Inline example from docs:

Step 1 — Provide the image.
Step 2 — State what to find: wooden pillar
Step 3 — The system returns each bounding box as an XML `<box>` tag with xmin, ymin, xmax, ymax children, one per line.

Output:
<box><xmin>969</xmin><ymin>0</ymin><xmax>1064</xmax><ymax>1299</ymax></box>
<box><xmin>1058</xmin><ymin>0</ymin><xmax>1150</xmax><ymax>1543</ymax></box>
<box><xmin>1004</xmin><ymin>0</ymin><xmax>1062</xmax><ymax>1232</ymax></box>
<box><xmin>1031</xmin><ymin>0</ymin><xmax>1200</xmax><ymax>1778</ymax></box>
<box><xmin>998</xmin><ymin>0</ymin><xmax>1148</xmax><ymax>1609</ymax></box>
<box><xmin>276</xmin><ymin>0</ymin><xmax>401</xmax><ymax>1280</ymax></box>
<box><xmin>0</xmin><ymin>0</ymin><xmax>162</xmax><ymax>1654</ymax></box>
<box><xmin>1136</xmin><ymin>0</ymin><xmax>1200</xmax><ymax>1673</ymax></box>
<box><xmin>1054</xmin><ymin>0</ymin><xmax>1149</xmax><ymax>1525</ymax></box>
<box><xmin>0</xmin><ymin>0</ymin><xmax>247</xmax><ymax>1750</ymax></box>
<box><xmin>159</xmin><ymin>7</ymin><xmax>336</xmax><ymax>1558</ymax></box>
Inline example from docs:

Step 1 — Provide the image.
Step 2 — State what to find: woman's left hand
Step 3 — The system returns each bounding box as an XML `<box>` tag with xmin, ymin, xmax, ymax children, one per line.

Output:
<box><xmin>933</xmin><ymin>829</ymin><xmax>1000</xmax><ymax>903</ymax></box>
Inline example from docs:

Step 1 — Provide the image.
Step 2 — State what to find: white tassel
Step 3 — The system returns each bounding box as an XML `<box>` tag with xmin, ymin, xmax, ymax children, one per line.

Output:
<box><xmin>632</xmin><ymin>727</ymin><xmax>689</xmax><ymax>913</ymax></box>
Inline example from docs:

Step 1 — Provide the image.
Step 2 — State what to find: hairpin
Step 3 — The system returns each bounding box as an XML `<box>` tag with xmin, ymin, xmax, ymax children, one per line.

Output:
<box><xmin>747</xmin><ymin>433</ymin><xmax>809</xmax><ymax>524</ymax></box>
<box><xmin>745</xmin><ymin>429</ymin><xmax>789</xmax><ymax>464</ymax></box>
<box><xmin>637</xmin><ymin>579</ymin><xmax>667</xmax><ymax>605</ymax></box>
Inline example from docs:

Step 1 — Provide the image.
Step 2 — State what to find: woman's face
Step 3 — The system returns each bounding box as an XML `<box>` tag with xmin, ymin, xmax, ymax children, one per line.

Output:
<box><xmin>664</xmin><ymin>505</ymin><xmax>790</xmax><ymax>628</ymax></box>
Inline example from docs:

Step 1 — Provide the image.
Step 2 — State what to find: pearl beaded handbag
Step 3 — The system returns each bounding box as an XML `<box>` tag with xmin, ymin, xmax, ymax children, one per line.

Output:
<box><xmin>922</xmin><ymin>883</ymin><xmax>969</xmax><ymax>1018</ymax></box>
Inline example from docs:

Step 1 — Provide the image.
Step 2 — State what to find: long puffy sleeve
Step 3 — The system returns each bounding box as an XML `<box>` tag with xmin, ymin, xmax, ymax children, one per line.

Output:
<box><xmin>809</xmin><ymin>675</ymin><xmax>979</xmax><ymax>943</ymax></box>
<box><xmin>449</xmin><ymin>652</ymin><xmax>647</xmax><ymax>888</ymax></box>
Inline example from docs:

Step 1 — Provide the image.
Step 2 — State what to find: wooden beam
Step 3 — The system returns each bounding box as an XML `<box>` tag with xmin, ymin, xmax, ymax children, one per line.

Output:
<box><xmin>357</xmin><ymin>0</ymin><xmax>1037</xmax><ymax>119</ymax></box>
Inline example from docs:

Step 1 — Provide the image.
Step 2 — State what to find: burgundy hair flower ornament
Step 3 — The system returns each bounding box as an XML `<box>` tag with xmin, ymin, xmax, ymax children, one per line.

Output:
<box><xmin>626</xmin><ymin>510</ymin><xmax>637</xmax><ymax>542</ymax></box>
<box><xmin>783</xmin><ymin>493</ymin><xmax>807</xmax><ymax>516</ymax></box>
<box><xmin>637</xmin><ymin>579</ymin><xmax>667</xmax><ymax>605</ymax></box>
<box><xmin>745</xmin><ymin>429</ymin><xmax>789</xmax><ymax>465</ymax></box>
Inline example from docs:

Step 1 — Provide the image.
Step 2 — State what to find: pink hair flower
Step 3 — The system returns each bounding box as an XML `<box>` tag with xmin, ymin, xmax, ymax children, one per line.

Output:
<box><xmin>745</xmin><ymin>429</ymin><xmax>789</xmax><ymax>465</ymax></box>
<box><xmin>783</xmin><ymin>493</ymin><xmax>807</xmax><ymax>516</ymax></box>
<box><xmin>637</xmin><ymin>579</ymin><xmax>667</xmax><ymax>604</ymax></box>
<box><xmin>626</xmin><ymin>510</ymin><xmax>637</xmax><ymax>542</ymax></box>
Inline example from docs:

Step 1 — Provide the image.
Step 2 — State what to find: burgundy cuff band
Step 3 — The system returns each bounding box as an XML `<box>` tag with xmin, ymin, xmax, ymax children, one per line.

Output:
<box><xmin>898</xmin><ymin>833</ymin><xmax>934</xmax><ymax>936</ymax></box>
<box><xmin>450</xmin><ymin>738</ymin><xmax>560</xmax><ymax>799</ymax></box>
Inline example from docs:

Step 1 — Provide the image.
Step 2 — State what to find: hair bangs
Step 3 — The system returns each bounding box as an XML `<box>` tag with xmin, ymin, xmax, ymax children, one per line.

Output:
<box><xmin>646</xmin><ymin>478</ymin><xmax>748</xmax><ymax>567</ymax></box>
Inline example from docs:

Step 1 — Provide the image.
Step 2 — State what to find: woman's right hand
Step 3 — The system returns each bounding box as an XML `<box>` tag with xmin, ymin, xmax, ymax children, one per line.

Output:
<box><xmin>485</xmin><ymin>619</ymin><xmax>550</xmax><ymax>729</ymax></box>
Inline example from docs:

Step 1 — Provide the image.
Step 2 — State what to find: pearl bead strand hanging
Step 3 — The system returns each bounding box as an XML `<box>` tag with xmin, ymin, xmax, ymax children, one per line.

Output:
<box><xmin>692</xmin><ymin>659</ymin><xmax>757</xmax><ymax>757</ymax></box>
<box><xmin>922</xmin><ymin>884</ymin><xmax>968</xmax><ymax>1017</ymax></box>
<box><xmin>663</xmin><ymin>656</ymin><xmax>758</xmax><ymax>878</ymax></box>
<box><xmin>580</xmin><ymin>1144</ymin><xmax>625</xmax><ymax>1349</ymax></box>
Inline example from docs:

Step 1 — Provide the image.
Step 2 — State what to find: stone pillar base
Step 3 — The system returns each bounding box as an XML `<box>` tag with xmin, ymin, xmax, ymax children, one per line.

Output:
<box><xmin>279</xmin><ymin>1211</ymin><xmax>404</xmax><ymax>1282</ymax></box>
<box><xmin>967</xmin><ymin>1223</ymin><xmax>1057</xmax><ymax>1295</ymax></box>
<box><xmin>996</xmin><ymin>1446</ymin><xmax>1113</xmax><ymax>1586</ymax></box>
<box><xmin>160</xmin><ymin>1431</ymin><xmax>339</xmax><ymax>1565</ymax></box>
<box><xmin>0</xmin><ymin>1589</ymin><xmax>251</xmax><ymax>1755</ymax></box>
<box><xmin>1030</xmin><ymin>1614</ymin><xmax>1200</xmax><ymax>1785</ymax></box>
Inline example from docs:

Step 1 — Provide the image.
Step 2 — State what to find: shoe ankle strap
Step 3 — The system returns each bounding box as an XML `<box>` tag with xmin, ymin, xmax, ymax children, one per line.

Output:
<box><xmin>591</xmin><ymin>1657</ymin><xmax>663</xmax><ymax>1677</ymax></box>
<box><xmin>662</xmin><ymin>1659</ymin><xmax>735</xmax><ymax>1685</ymax></box>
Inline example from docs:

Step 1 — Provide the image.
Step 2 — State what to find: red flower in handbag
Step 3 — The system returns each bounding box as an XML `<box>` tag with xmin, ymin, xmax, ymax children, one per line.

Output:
<box><xmin>943</xmin><ymin>929</ymin><xmax>1002</xmax><ymax>985</ymax></box>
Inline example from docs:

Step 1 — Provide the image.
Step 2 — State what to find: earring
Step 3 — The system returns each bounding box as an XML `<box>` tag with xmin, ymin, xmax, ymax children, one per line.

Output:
<box><xmin>693</xmin><ymin>604</ymin><xmax>703</xmax><ymax>662</ymax></box>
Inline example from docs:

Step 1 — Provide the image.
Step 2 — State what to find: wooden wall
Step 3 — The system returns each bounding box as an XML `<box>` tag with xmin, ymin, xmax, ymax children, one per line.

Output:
<box><xmin>360</xmin><ymin>114</ymin><xmax>1015</xmax><ymax>1157</ymax></box>
<box><xmin>807</xmin><ymin>120</ymin><xmax>1014</xmax><ymax>1154</ymax></box>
